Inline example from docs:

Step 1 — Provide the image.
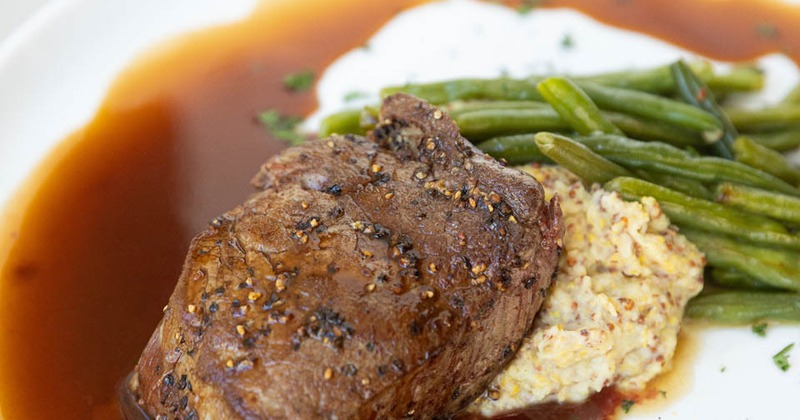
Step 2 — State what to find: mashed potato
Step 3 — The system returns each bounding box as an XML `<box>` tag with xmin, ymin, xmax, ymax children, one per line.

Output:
<box><xmin>471</xmin><ymin>166</ymin><xmax>704</xmax><ymax>416</ymax></box>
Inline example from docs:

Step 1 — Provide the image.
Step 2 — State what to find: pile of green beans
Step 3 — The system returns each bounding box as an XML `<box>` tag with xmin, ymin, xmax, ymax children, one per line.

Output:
<box><xmin>319</xmin><ymin>60</ymin><xmax>800</xmax><ymax>325</ymax></box>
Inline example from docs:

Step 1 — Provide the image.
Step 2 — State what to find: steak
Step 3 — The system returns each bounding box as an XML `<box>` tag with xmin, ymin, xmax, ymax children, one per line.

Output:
<box><xmin>129</xmin><ymin>94</ymin><xmax>563</xmax><ymax>419</ymax></box>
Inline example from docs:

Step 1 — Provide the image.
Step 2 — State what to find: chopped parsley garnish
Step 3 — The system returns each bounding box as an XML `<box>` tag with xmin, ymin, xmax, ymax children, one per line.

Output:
<box><xmin>773</xmin><ymin>343</ymin><xmax>794</xmax><ymax>372</ymax></box>
<box><xmin>659</xmin><ymin>390</ymin><xmax>667</xmax><ymax>398</ymax></box>
<box><xmin>258</xmin><ymin>109</ymin><xmax>306</xmax><ymax>145</ymax></box>
<box><xmin>516</xmin><ymin>0</ymin><xmax>540</xmax><ymax>15</ymax></box>
<box><xmin>752</xmin><ymin>322</ymin><xmax>768</xmax><ymax>337</ymax></box>
<box><xmin>282</xmin><ymin>70</ymin><xmax>315</xmax><ymax>92</ymax></box>
<box><xmin>620</xmin><ymin>399</ymin><xmax>636</xmax><ymax>414</ymax></box>
<box><xmin>561</xmin><ymin>33</ymin><xmax>574</xmax><ymax>49</ymax></box>
<box><xmin>720</xmin><ymin>366</ymin><xmax>726</xmax><ymax>373</ymax></box>
<box><xmin>756</xmin><ymin>23</ymin><xmax>778</xmax><ymax>39</ymax></box>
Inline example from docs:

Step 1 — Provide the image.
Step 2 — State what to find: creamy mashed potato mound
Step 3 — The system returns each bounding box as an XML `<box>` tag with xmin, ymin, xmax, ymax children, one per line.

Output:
<box><xmin>472</xmin><ymin>166</ymin><xmax>704</xmax><ymax>416</ymax></box>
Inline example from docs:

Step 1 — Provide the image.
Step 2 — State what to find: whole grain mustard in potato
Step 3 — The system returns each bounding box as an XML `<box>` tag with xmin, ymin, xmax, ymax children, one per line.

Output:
<box><xmin>472</xmin><ymin>165</ymin><xmax>704</xmax><ymax>416</ymax></box>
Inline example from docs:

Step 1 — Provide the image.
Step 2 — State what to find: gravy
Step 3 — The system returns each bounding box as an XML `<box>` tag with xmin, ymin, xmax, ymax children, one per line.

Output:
<box><xmin>1</xmin><ymin>0</ymin><xmax>799</xmax><ymax>419</ymax></box>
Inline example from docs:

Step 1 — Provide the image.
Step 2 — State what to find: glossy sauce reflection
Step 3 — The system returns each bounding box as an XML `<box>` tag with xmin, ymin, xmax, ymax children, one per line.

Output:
<box><xmin>1</xmin><ymin>0</ymin><xmax>799</xmax><ymax>419</ymax></box>
<box><xmin>0</xmin><ymin>1</ymin><xmax>425</xmax><ymax>418</ymax></box>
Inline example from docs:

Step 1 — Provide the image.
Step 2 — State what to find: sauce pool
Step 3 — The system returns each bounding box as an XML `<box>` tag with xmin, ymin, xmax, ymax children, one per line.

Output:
<box><xmin>0</xmin><ymin>1</ymin><xmax>425</xmax><ymax>417</ymax></box>
<box><xmin>1</xmin><ymin>0</ymin><xmax>800</xmax><ymax>419</ymax></box>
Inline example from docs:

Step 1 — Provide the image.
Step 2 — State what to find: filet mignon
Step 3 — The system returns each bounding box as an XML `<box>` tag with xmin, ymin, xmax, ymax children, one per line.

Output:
<box><xmin>129</xmin><ymin>94</ymin><xmax>563</xmax><ymax>419</ymax></box>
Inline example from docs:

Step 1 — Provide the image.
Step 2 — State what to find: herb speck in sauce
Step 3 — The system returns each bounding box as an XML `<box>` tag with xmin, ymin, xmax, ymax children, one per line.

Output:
<box><xmin>258</xmin><ymin>110</ymin><xmax>306</xmax><ymax>145</ymax></box>
<box><xmin>756</xmin><ymin>22</ymin><xmax>779</xmax><ymax>39</ymax></box>
<box><xmin>516</xmin><ymin>0</ymin><xmax>540</xmax><ymax>15</ymax></box>
<box><xmin>620</xmin><ymin>399</ymin><xmax>635</xmax><ymax>414</ymax></box>
<box><xmin>282</xmin><ymin>70</ymin><xmax>315</xmax><ymax>92</ymax></box>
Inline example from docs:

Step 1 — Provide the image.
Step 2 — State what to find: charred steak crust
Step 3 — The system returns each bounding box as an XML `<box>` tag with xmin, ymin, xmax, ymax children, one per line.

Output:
<box><xmin>132</xmin><ymin>94</ymin><xmax>563</xmax><ymax>419</ymax></box>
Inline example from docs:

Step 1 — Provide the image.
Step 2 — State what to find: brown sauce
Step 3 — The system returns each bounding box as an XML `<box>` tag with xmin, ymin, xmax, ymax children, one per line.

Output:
<box><xmin>491</xmin><ymin>387</ymin><xmax>626</xmax><ymax>420</ymax></box>
<box><xmin>458</xmin><ymin>387</ymin><xmax>626</xmax><ymax>420</ymax></box>
<box><xmin>1</xmin><ymin>0</ymin><xmax>799</xmax><ymax>419</ymax></box>
<box><xmin>631</xmin><ymin>326</ymin><xmax>700</xmax><ymax>416</ymax></box>
<box><xmin>549</xmin><ymin>0</ymin><xmax>800</xmax><ymax>65</ymax></box>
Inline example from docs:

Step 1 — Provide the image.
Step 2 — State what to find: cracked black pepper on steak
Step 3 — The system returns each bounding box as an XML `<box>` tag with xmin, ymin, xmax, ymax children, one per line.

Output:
<box><xmin>128</xmin><ymin>94</ymin><xmax>563</xmax><ymax>419</ymax></box>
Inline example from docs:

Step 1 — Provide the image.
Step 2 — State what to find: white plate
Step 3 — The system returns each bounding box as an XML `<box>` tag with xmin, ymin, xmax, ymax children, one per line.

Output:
<box><xmin>0</xmin><ymin>0</ymin><xmax>257</xmax><ymax>210</ymax></box>
<box><xmin>1</xmin><ymin>1</ymin><xmax>799</xmax><ymax>419</ymax></box>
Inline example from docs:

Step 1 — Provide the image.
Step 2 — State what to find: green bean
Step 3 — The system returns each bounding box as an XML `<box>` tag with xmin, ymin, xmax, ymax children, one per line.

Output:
<box><xmin>733</xmin><ymin>136</ymin><xmax>800</xmax><ymax>185</ymax></box>
<box><xmin>537</xmin><ymin>77</ymin><xmax>623</xmax><ymax>135</ymax></box>
<box><xmin>384</xmin><ymin>78</ymin><xmax>724</xmax><ymax>137</ymax></box>
<box><xmin>579</xmin><ymin>134</ymin><xmax>800</xmax><ymax>196</ymax></box>
<box><xmin>747</xmin><ymin>129</ymin><xmax>800</xmax><ymax>152</ymax></box>
<box><xmin>454</xmin><ymin>108</ymin><xmax>568</xmax><ymax>140</ymax></box>
<box><xmin>705</xmin><ymin>65</ymin><xmax>764</xmax><ymax>95</ymax></box>
<box><xmin>686</xmin><ymin>290</ymin><xmax>800</xmax><ymax>323</ymax></box>
<box><xmin>581</xmin><ymin>62</ymin><xmax>711</xmax><ymax>94</ymax></box>
<box><xmin>382</xmin><ymin>62</ymin><xmax>760</xmax><ymax>102</ymax></box>
<box><xmin>781</xmin><ymin>82</ymin><xmax>800</xmax><ymax>105</ymax></box>
<box><xmin>455</xmin><ymin>104</ymin><xmax>703</xmax><ymax>146</ymax></box>
<box><xmin>318</xmin><ymin>106</ymin><xmax>380</xmax><ymax>137</ymax></box>
<box><xmin>709</xmin><ymin>268</ymin><xmax>778</xmax><ymax>291</ymax></box>
<box><xmin>670</xmin><ymin>60</ymin><xmax>735</xmax><ymax>159</ymax></box>
<box><xmin>716</xmin><ymin>183</ymin><xmax>800</xmax><ymax>225</ymax></box>
<box><xmin>534</xmin><ymin>133</ymin><xmax>632</xmax><ymax>185</ymax></box>
<box><xmin>477</xmin><ymin>134</ymin><xmax>552</xmax><ymax>164</ymax></box>
<box><xmin>680</xmin><ymin>228</ymin><xmax>800</xmax><ymax>292</ymax></box>
<box><xmin>319</xmin><ymin>109</ymin><xmax>365</xmax><ymax>137</ymax></box>
<box><xmin>725</xmin><ymin>105</ymin><xmax>800</xmax><ymax>132</ymax></box>
<box><xmin>707</xmin><ymin>230</ymin><xmax>800</xmax><ymax>271</ymax></box>
<box><xmin>662</xmin><ymin>201</ymin><xmax>800</xmax><ymax>250</ymax></box>
<box><xmin>647</xmin><ymin>156</ymin><xmax>800</xmax><ymax>196</ymax></box>
<box><xmin>604</xmin><ymin>112</ymin><xmax>705</xmax><ymax>147</ymax></box>
<box><xmin>582</xmin><ymin>62</ymin><xmax>762</xmax><ymax>94</ymax></box>
<box><xmin>319</xmin><ymin>103</ymin><xmax>561</xmax><ymax>140</ymax></box>
<box><xmin>477</xmin><ymin>131</ymin><xmax>701</xmax><ymax>168</ymax></box>
<box><xmin>604</xmin><ymin>177</ymin><xmax>788</xmax><ymax>235</ymax></box>
<box><xmin>579</xmin><ymin>134</ymin><xmax>691</xmax><ymax>159</ymax></box>
<box><xmin>319</xmin><ymin>101</ymin><xmax>705</xmax><ymax>147</ymax></box>
<box><xmin>320</xmin><ymin>102</ymin><xmax>709</xmax><ymax>149</ymax></box>
<box><xmin>477</xmin><ymin>132</ymin><xmax>686</xmax><ymax>166</ymax></box>
<box><xmin>382</xmin><ymin>78</ymin><xmax>542</xmax><ymax>104</ymax></box>
<box><xmin>641</xmin><ymin>171</ymin><xmax>711</xmax><ymax>199</ymax></box>
<box><xmin>445</xmin><ymin>100</ymin><xmax>548</xmax><ymax>118</ymax></box>
<box><xmin>576</xmin><ymin>82</ymin><xmax>724</xmax><ymax>139</ymax></box>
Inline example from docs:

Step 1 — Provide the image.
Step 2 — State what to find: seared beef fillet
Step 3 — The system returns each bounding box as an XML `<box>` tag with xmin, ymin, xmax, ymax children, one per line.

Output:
<box><xmin>130</xmin><ymin>94</ymin><xmax>563</xmax><ymax>419</ymax></box>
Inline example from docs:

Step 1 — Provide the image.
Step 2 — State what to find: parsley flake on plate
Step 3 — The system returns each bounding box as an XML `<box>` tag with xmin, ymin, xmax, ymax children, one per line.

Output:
<box><xmin>751</xmin><ymin>322</ymin><xmax>768</xmax><ymax>337</ymax></box>
<box><xmin>773</xmin><ymin>343</ymin><xmax>794</xmax><ymax>372</ymax></box>
<box><xmin>561</xmin><ymin>33</ymin><xmax>574</xmax><ymax>49</ymax></box>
